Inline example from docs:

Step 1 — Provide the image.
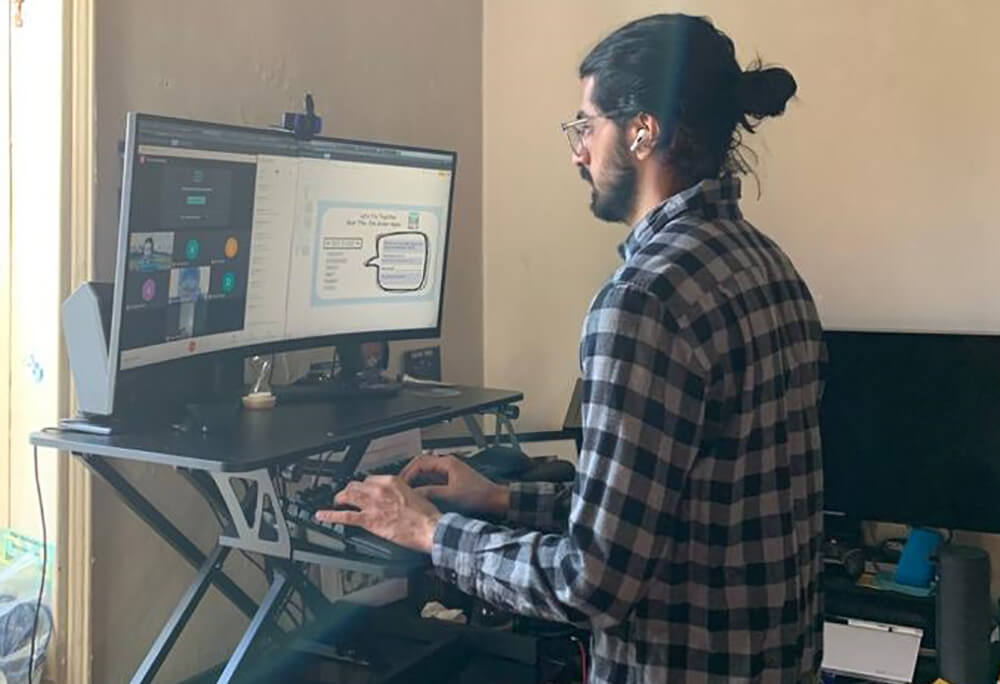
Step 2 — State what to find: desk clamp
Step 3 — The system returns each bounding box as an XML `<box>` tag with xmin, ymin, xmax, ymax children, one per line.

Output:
<box><xmin>462</xmin><ymin>404</ymin><xmax>521</xmax><ymax>450</ymax></box>
<box><xmin>210</xmin><ymin>440</ymin><xmax>371</xmax><ymax>558</ymax></box>
<box><xmin>211</xmin><ymin>469</ymin><xmax>293</xmax><ymax>558</ymax></box>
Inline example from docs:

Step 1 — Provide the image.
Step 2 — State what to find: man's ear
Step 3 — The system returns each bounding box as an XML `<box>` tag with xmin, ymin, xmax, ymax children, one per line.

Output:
<box><xmin>628</xmin><ymin>112</ymin><xmax>661</xmax><ymax>159</ymax></box>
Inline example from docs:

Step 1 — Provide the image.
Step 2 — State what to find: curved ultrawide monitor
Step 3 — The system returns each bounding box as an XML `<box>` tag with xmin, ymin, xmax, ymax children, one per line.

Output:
<box><xmin>108</xmin><ymin>113</ymin><xmax>456</xmax><ymax>379</ymax></box>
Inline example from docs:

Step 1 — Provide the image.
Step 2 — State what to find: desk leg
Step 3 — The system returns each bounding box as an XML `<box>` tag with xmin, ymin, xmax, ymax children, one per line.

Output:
<box><xmin>463</xmin><ymin>415</ymin><xmax>488</xmax><ymax>448</ymax></box>
<box><xmin>81</xmin><ymin>454</ymin><xmax>260</xmax><ymax>621</ymax></box>
<box><xmin>131</xmin><ymin>544</ymin><xmax>230</xmax><ymax>684</ymax></box>
<box><xmin>217</xmin><ymin>571</ymin><xmax>289</xmax><ymax>684</ymax></box>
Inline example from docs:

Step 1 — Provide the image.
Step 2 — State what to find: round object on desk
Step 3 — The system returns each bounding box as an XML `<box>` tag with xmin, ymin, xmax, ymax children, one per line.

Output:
<box><xmin>841</xmin><ymin>547</ymin><xmax>866</xmax><ymax>581</ymax></box>
<box><xmin>242</xmin><ymin>392</ymin><xmax>276</xmax><ymax>410</ymax></box>
<box><xmin>824</xmin><ymin>540</ymin><xmax>866</xmax><ymax>582</ymax></box>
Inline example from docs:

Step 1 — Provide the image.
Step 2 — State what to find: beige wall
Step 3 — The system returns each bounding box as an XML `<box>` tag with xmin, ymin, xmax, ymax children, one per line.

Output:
<box><xmin>483</xmin><ymin>0</ymin><xmax>1000</xmax><ymax>589</ymax></box>
<box><xmin>483</xmin><ymin>0</ymin><xmax>1000</xmax><ymax>431</ymax></box>
<box><xmin>92</xmin><ymin>1</ymin><xmax>482</xmax><ymax>680</ymax></box>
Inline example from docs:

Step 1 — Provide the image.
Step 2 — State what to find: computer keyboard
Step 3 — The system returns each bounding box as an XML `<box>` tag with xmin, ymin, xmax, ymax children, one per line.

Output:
<box><xmin>365</xmin><ymin>444</ymin><xmax>532</xmax><ymax>480</ymax></box>
<box><xmin>284</xmin><ymin>500</ymin><xmax>348</xmax><ymax>553</ymax></box>
<box><xmin>271</xmin><ymin>380</ymin><xmax>403</xmax><ymax>403</ymax></box>
<box><xmin>284</xmin><ymin>486</ymin><xmax>426</xmax><ymax>563</ymax></box>
<box><xmin>281</xmin><ymin>446</ymin><xmax>536</xmax><ymax>562</ymax></box>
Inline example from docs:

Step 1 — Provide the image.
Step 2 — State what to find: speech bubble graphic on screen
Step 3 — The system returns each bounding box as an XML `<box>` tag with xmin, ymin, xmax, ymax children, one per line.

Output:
<box><xmin>365</xmin><ymin>231</ymin><xmax>429</xmax><ymax>292</ymax></box>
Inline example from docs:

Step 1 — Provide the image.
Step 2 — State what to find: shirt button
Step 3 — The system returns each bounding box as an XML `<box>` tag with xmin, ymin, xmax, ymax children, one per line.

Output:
<box><xmin>447</xmin><ymin>570</ymin><xmax>458</xmax><ymax>583</ymax></box>
<box><xmin>793</xmin><ymin>499</ymin><xmax>806</xmax><ymax>518</ymax></box>
<box><xmin>725</xmin><ymin>568</ymin><xmax>741</xmax><ymax>583</ymax></box>
<box><xmin>763</xmin><ymin>652</ymin><xmax>779</xmax><ymax>667</ymax></box>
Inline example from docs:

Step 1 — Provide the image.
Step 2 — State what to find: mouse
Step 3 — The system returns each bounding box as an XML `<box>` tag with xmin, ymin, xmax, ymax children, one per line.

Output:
<box><xmin>464</xmin><ymin>445</ymin><xmax>533</xmax><ymax>480</ymax></box>
<box><xmin>520</xmin><ymin>459</ymin><xmax>575</xmax><ymax>483</ymax></box>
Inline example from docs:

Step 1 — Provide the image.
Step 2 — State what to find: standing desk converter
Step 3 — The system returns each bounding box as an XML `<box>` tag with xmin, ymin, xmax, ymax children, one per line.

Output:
<box><xmin>30</xmin><ymin>385</ymin><xmax>523</xmax><ymax>684</ymax></box>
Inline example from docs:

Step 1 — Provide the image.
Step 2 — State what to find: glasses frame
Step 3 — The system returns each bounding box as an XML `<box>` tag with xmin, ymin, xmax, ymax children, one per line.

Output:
<box><xmin>559</xmin><ymin>109</ymin><xmax>632</xmax><ymax>155</ymax></box>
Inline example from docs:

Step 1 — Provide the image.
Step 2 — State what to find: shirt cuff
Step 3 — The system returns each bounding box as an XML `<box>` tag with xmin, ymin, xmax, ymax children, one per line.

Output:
<box><xmin>431</xmin><ymin>512</ymin><xmax>486</xmax><ymax>594</ymax></box>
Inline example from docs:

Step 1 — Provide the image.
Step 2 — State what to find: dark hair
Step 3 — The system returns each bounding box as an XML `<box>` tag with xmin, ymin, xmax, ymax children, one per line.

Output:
<box><xmin>579</xmin><ymin>14</ymin><xmax>796</xmax><ymax>185</ymax></box>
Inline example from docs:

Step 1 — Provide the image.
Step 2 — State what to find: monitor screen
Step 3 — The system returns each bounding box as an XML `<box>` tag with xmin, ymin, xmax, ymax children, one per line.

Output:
<box><xmin>112</xmin><ymin>114</ymin><xmax>456</xmax><ymax>372</ymax></box>
<box><xmin>821</xmin><ymin>330</ymin><xmax>1000</xmax><ymax>533</ymax></box>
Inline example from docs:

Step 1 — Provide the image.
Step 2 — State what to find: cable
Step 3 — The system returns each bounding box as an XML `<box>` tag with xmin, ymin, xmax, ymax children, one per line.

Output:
<box><xmin>244</xmin><ymin>552</ymin><xmax>300</xmax><ymax>628</ymax></box>
<box><xmin>29</xmin><ymin>446</ymin><xmax>47</xmax><ymax>684</ymax></box>
<box><xmin>312</xmin><ymin>450</ymin><xmax>334</xmax><ymax>488</ymax></box>
<box><xmin>240</xmin><ymin>550</ymin><xmax>267</xmax><ymax>576</ymax></box>
<box><xmin>274</xmin><ymin>582</ymin><xmax>300</xmax><ymax>628</ymax></box>
<box><xmin>571</xmin><ymin>635</ymin><xmax>587</xmax><ymax>684</ymax></box>
<box><xmin>284</xmin><ymin>590</ymin><xmax>305</xmax><ymax>626</ymax></box>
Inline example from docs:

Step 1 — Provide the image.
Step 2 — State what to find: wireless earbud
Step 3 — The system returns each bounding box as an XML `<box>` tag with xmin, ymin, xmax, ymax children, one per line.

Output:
<box><xmin>630</xmin><ymin>129</ymin><xmax>649</xmax><ymax>152</ymax></box>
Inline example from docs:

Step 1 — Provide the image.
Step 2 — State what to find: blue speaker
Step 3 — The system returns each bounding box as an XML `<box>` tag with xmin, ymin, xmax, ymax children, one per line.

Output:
<box><xmin>895</xmin><ymin>527</ymin><xmax>943</xmax><ymax>587</ymax></box>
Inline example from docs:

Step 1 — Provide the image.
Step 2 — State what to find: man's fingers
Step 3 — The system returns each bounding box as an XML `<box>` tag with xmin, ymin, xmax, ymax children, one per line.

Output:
<box><xmin>314</xmin><ymin>509</ymin><xmax>364</xmax><ymax>526</ymax></box>
<box><xmin>399</xmin><ymin>454</ymin><xmax>429</xmax><ymax>478</ymax></box>
<box><xmin>365</xmin><ymin>474</ymin><xmax>396</xmax><ymax>487</ymax></box>
<box><xmin>400</xmin><ymin>454</ymin><xmax>440</xmax><ymax>480</ymax></box>
<box><xmin>335</xmin><ymin>482</ymin><xmax>372</xmax><ymax>509</ymax></box>
<box><xmin>402</xmin><ymin>456</ymin><xmax>452</xmax><ymax>484</ymax></box>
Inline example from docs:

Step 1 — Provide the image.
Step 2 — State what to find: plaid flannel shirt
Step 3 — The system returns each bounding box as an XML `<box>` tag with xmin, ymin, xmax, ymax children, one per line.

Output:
<box><xmin>433</xmin><ymin>177</ymin><xmax>825</xmax><ymax>683</ymax></box>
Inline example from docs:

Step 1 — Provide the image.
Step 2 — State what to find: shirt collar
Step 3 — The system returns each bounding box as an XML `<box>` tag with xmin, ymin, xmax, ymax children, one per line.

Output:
<box><xmin>618</xmin><ymin>176</ymin><xmax>743</xmax><ymax>261</ymax></box>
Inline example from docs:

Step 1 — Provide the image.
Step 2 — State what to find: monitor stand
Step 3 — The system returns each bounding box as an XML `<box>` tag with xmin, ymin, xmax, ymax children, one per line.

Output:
<box><xmin>90</xmin><ymin>354</ymin><xmax>246</xmax><ymax>435</ymax></box>
<box><xmin>271</xmin><ymin>342</ymin><xmax>402</xmax><ymax>404</ymax></box>
<box><xmin>178</xmin><ymin>399</ymin><xmax>243</xmax><ymax>434</ymax></box>
<box><xmin>57</xmin><ymin>400</ymin><xmax>239</xmax><ymax>436</ymax></box>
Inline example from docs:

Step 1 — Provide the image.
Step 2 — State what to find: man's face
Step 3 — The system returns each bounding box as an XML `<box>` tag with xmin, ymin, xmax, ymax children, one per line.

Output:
<box><xmin>573</xmin><ymin>76</ymin><xmax>637</xmax><ymax>223</ymax></box>
<box><xmin>143</xmin><ymin>241</ymin><xmax>153</xmax><ymax>258</ymax></box>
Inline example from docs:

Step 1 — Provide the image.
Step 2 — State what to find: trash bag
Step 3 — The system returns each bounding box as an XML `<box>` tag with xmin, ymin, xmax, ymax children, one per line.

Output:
<box><xmin>0</xmin><ymin>552</ymin><xmax>52</xmax><ymax>684</ymax></box>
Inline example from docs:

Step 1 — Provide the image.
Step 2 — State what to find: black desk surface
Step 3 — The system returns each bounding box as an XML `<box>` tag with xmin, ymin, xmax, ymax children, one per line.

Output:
<box><xmin>30</xmin><ymin>385</ymin><xmax>522</xmax><ymax>472</ymax></box>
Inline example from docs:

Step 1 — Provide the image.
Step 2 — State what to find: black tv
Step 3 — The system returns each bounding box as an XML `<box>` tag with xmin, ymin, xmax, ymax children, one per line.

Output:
<box><xmin>821</xmin><ymin>329</ymin><xmax>1000</xmax><ymax>533</ymax></box>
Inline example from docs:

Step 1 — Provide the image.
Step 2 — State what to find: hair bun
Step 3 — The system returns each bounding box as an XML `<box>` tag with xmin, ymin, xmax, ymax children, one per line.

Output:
<box><xmin>739</xmin><ymin>65</ymin><xmax>797</xmax><ymax>118</ymax></box>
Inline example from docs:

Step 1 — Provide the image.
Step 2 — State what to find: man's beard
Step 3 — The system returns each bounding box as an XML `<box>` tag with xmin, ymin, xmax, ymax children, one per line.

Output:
<box><xmin>581</xmin><ymin>134</ymin><xmax>636</xmax><ymax>223</ymax></box>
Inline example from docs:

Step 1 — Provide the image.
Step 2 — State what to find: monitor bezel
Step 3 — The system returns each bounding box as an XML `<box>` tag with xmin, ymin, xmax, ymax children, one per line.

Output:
<box><xmin>109</xmin><ymin>112</ymin><xmax>457</xmax><ymax>392</ymax></box>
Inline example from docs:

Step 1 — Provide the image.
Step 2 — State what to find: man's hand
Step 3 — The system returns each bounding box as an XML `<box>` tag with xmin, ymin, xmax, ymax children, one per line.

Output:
<box><xmin>314</xmin><ymin>476</ymin><xmax>441</xmax><ymax>553</ymax></box>
<box><xmin>400</xmin><ymin>454</ymin><xmax>509</xmax><ymax>516</ymax></box>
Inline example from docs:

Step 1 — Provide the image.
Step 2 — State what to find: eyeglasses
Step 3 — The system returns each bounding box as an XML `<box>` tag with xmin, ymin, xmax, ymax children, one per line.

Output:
<box><xmin>559</xmin><ymin>109</ymin><xmax>630</xmax><ymax>155</ymax></box>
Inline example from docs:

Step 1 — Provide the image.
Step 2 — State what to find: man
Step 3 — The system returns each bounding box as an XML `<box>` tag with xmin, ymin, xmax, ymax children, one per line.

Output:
<box><xmin>138</xmin><ymin>236</ymin><xmax>157</xmax><ymax>271</ymax></box>
<box><xmin>318</xmin><ymin>13</ymin><xmax>825</xmax><ymax>683</ymax></box>
<box><xmin>174</xmin><ymin>267</ymin><xmax>205</xmax><ymax>338</ymax></box>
